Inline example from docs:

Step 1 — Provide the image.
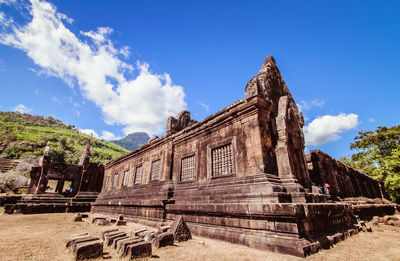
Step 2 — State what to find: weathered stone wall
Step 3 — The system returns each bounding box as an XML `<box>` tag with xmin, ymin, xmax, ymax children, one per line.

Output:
<box><xmin>103</xmin><ymin>140</ymin><xmax>172</xmax><ymax>191</ymax></box>
<box><xmin>306</xmin><ymin>150</ymin><xmax>384</xmax><ymax>199</ymax></box>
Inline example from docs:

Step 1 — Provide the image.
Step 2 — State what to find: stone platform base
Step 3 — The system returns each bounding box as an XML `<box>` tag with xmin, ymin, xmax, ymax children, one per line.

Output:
<box><xmin>5</xmin><ymin>202</ymin><xmax>92</xmax><ymax>214</ymax></box>
<box><xmin>0</xmin><ymin>195</ymin><xmax>22</xmax><ymax>206</ymax></box>
<box><xmin>91</xmin><ymin>176</ymin><xmax>398</xmax><ymax>257</ymax></box>
<box><xmin>5</xmin><ymin>192</ymin><xmax>99</xmax><ymax>214</ymax></box>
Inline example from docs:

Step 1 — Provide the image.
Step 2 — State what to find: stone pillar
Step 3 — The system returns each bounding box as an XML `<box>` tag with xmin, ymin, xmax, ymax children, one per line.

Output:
<box><xmin>56</xmin><ymin>180</ymin><xmax>65</xmax><ymax>194</ymax></box>
<box><xmin>36</xmin><ymin>141</ymin><xmax>51</xmax><ymax>194</ymax></box>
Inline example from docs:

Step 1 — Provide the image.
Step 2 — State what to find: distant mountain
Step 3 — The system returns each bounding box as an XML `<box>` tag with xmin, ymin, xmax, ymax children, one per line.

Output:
<box><xmin>112</xmin><ymin>132</ymin><xmax>150</xmax><ymax>151</ymax></box>
<box><xmin>0</xmin><ymin>111</ymin><xmax>129</xmax><ymax>164</ymax></box>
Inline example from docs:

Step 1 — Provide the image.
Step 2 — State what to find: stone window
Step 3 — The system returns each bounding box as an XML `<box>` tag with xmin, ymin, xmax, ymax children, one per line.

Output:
<box><xmin>112</xmin><ymin>173</ymin><xmax>119</xmax><ymax>188</ymax></box>
<box><xmin>211</xmin><ymin>143</ymin><xmax>233</xmax><ymax>177</ymax></box>
<box><xmin>180</xmin><ymin>155</ymin><xmax>196</xmax><ymax>182</ymax></box>
<box><xmin>134</xmin><ymin>165</ymin><xmax>143</xmax><ymax>184</ymax></box>
<box><xmin>122</xmin><ymin>170</ymin><xmax>129</xmax><ymax>187</ymax></box>
<box><xmin>150</xmin><ymin>159</ymin><xmax>161</xmax><ymax>181</ymax></box>
<box><xmin>104</xmin><ymin>176</ymin><xmax>110</xmax><ymax>190</ymax></box>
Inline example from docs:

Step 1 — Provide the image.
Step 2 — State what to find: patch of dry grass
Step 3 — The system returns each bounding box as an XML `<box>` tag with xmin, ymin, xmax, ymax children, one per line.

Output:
<box><xmin>0</xmin><ymin>212</ymin><xmax>399</xmax><ymax>261</ymax></box>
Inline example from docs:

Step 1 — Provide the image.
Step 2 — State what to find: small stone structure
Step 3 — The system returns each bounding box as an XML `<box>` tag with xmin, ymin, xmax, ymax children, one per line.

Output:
<box><xmin>5</xmin><ymin>141</ymin><xmax>104</xmax><ymax>214</ymax></box>
<box><xmin>91</xmin><ymin>56</ymin><xmax>397</xmax><ymax>257</ymax></box>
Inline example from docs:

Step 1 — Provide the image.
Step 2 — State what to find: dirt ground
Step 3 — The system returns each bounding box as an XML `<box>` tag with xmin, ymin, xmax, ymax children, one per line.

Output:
<box><xmin>1</xmin><ymin>208</ymin><xmax>400</xmax><ymax>261</ymax></box>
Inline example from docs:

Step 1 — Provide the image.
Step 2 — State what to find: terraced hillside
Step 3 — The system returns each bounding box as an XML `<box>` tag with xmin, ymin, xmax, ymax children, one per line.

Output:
<box><xmin>0</xmin><ymin>111</ymin><xmax>129</xmax><ymax>164</ymax></box>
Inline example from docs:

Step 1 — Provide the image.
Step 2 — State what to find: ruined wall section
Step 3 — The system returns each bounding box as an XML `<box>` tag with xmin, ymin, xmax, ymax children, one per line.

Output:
<box><xmin>306</xmin><ymin>150</ymin><xmax>384</xmax><ymax>199</ymax></box>
<box><xmin>103</xmin><ymin>139</ymin><xmax>172</xmax><ymax>190</ymax></box>
<box><xmin>93</xmin><ymin>138</ymin><xmax>174</xmax><ymax>225</ymax></box>
<box><xmin>170</xmin><ymin>97</ymin><xmax>274</xmax><ymax>184</ymax></box>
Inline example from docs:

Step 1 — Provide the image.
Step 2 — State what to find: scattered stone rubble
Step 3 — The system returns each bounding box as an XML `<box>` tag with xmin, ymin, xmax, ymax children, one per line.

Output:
<box><xmin>68</xmin><ymin>215</ymin><xmax>191</xmax><ymax>260</ymax></box>
<box><xmin>371</xmin><ymin>215</ymin><xmax>400</xmax><ymax>227</ymax></box>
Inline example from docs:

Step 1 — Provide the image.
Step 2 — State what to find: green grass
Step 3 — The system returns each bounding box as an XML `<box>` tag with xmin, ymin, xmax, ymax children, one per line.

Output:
<box><xmin>0</xmin><ymin>111</ymin><xmax>129</xmax><ymax>164</ymax></box>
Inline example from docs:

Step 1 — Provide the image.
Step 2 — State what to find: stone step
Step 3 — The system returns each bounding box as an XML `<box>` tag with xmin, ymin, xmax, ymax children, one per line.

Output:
<box><xmin>0</xmin><ymin>158</ymin><xmax>20</xmax><ymax>173</ymax></box>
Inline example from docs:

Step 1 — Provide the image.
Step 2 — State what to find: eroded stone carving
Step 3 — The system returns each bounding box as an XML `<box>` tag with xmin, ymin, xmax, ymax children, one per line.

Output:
<box><xmin>166</xmin><ymin>110</ymin><xmax>197</xmax><ymax>136</ymax></box>
<box><xmin>245</xmin><ymin>56</ymin><xmax>291</xmax><ymax>105</ymax></box>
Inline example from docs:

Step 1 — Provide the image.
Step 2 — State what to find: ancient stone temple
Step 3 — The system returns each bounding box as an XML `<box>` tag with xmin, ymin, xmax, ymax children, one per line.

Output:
<box><xmin>6</xmin><ymin>141</ymin><xmax>104</xmax><ymax>214</ymax></box>
<box><xmin>91</xmin><ymin>56</ymin><xmax>396</xmax><ymax>256</ymax></box>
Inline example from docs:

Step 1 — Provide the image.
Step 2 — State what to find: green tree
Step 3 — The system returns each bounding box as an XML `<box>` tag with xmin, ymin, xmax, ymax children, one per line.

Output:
<box><xmin>340</xmin><ymin>125</ymin><xmax>400</xmax><ymax>203</ymax></box>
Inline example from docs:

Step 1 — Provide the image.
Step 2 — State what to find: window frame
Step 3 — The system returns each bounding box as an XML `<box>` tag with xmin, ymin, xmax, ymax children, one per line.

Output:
<box><xmin>112</xmin><ymin>172</ymin><xmax>119</xmax><ymax>188</ymax></box>
<box><xmin>179</xmin><ymin>151</ymin><xmax>198</xmax><ymax>183</ymax></box>
<box><xmin>122</xmin><ymin>169</ymin><xmax>130</xmax><ymax>187</ymax></box>
<box><xmin>207</xmin><ymin>136</ymin><xmax>237</xmax><ymax>179</ymax></box>
<box><xmin>134</xmin><ymin>164</ymin><xmax>143</xmax><ymax>185</ymax></box>
<box><xmin>149</xmin><ymin>158</ymin><xmax>162</xmax><ymax>181</ymax></box>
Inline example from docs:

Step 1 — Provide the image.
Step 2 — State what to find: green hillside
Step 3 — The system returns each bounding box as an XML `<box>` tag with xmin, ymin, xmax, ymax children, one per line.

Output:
<box><xmin>0</xmin><ymin>111</ymin><xmax>129</xmax><ymax>164</ymax></box>
<box><xmin>112</xmin><ymin>132</ymin><xmax>150</xmax><ymax>151</ymax></box>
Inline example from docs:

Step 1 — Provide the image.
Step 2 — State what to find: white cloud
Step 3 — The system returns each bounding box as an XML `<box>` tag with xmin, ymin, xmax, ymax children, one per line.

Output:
<box><xmin>68</xmin><ymin>96</ymin><xmax>81</xmax><ymax>107</ymax></box>
<box><xmin>101</xmin><ymin>130</ymin><xmax>119</xmax><ymax>141</ymax></box>
<box><xmin>304</xmin><ymin>113</ymin><xmax>359</xmax><ymax>146</ymax></box>
<box><xmin>0</xmin><ymin>0</ymin><xmax>17</xmax><ymax>5</ymax></box>
<box><xmin>0</xmin><ymin>0</ymin><xmax>186</xmax><ymax>135</ymax></box>
<box><xmin>12</xmin><ymin>103</ymin><xmax>31</xmax><ymax>113</ymax></box>
<box><xmin>199</xmin><ymin>102</ymin><xmax>209</xmax><ymax>112</ymax></box>
<box><xmin>78</xmin><ymin>128</ymin><xmax>119</xmax><ymax>141</ymax></box>
<box><xmin>297</xmin><ymin>98</ymin><xmax>325</xmax><ymax>112</ymax></box>
<box><xmin>79</xmin><ymin>128</ymin><xmax>98</xmax><ymax>138</ymax></box>
<box><xmin>50</xmin><ymin>96</ymin><xmax>60</xmax><ymax>103</ymax></box>
<box><xmin>368</xmin><ymin>118</ymin><xmax>375</xmax><ymax>123</ymax></box>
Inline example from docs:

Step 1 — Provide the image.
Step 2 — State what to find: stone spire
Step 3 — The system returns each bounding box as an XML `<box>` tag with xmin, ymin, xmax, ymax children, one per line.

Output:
<box><xmin>79</xmin><ymin>139</ymin><xmax>91</xmax><ymax>166</ymax></box>
<box><xmin>244</xmin><ymin>55</ymin><xmax>291</xmax><ymax>106</ymax></box>
<box><xmin>39</xmin><ymin>141</ymin><xmax>50</xmax><ymax>167</ymax></box>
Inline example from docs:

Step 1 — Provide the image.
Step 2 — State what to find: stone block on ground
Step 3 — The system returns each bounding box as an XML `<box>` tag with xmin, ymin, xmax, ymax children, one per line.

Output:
<box><xmin>170</xmin><ymin>215</ymin><xmax>191</xmax><ymax>241</ymax></box>
<box><xmin>153</xmin><ymin>232</ymin><xmax>174</xmax><ymax>248</ymax></box>
<box><xmin>131</xmin><ymin>227</ymin><xmax>147</xmax><ymax>237</ymax></box>
<box><xmin>157</xmin><ymin>225</ymin><xmax>171</xmax><ymax>233</ymax></box>
<box><xmin>127</xmin><ymin>241</ymin><xmax>152</xmax><ymax>259</ymax></box>
<box><xmin>102</xmin><ymin>229</ymin><xmax>119</xmax><ymax>240</ymax></box>
<box><xmin>119</xmin><ymin>238</ymin><xmax>144</xmax><ymax>256</ymax></box>
<box><xmin>143</xmin><ymin>231</ymin><xmax>156</xmax><ymax>241</ymax></box>
<box><xmin>112</xmin><ymin>235</ymin><xmax>130</xmax><ymax>249</ymax></box>
<box><xmin>67</xmin><ymin>235</ymin><xmax>98</xmax><ymax>251</ymax></box>
<box><xmin>69</xmin><ymin>233</ymin><xmax>88</xmax><ymax>239</ymax></box>
<box><xmin>74</xmin><ymin>239</ymin><xmax>103</xmax><ymax>260</ymax></box>
<box><xmin>104</xmin><ymin>232</ymin><xmax>127</xmax><ymax>246</ymax></box>
<box><xmin>74</xmin><ymin>214</ymin><xmax>83</xmax><ymax>222</ymax></box>
<box><xmin>116</xmin><ymin>220</ymin><xmax>127</xmax><ymax>226</ymax></box>
<box><xmin>66</xmin><ymin>234</ymin><xmax>91</xmax><ymax>249</ymax></box>
<box><xmin>92</xmin><ymin>217</ymin><xmax>110</xmax><ymax>226</ymax></box>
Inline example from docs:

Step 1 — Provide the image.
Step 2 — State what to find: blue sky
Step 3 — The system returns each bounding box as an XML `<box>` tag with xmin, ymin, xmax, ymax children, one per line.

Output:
<box><xmin>0</xmin><ymin>0</ymin><xmax>399</xmax><ymax>159</ymax></box>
